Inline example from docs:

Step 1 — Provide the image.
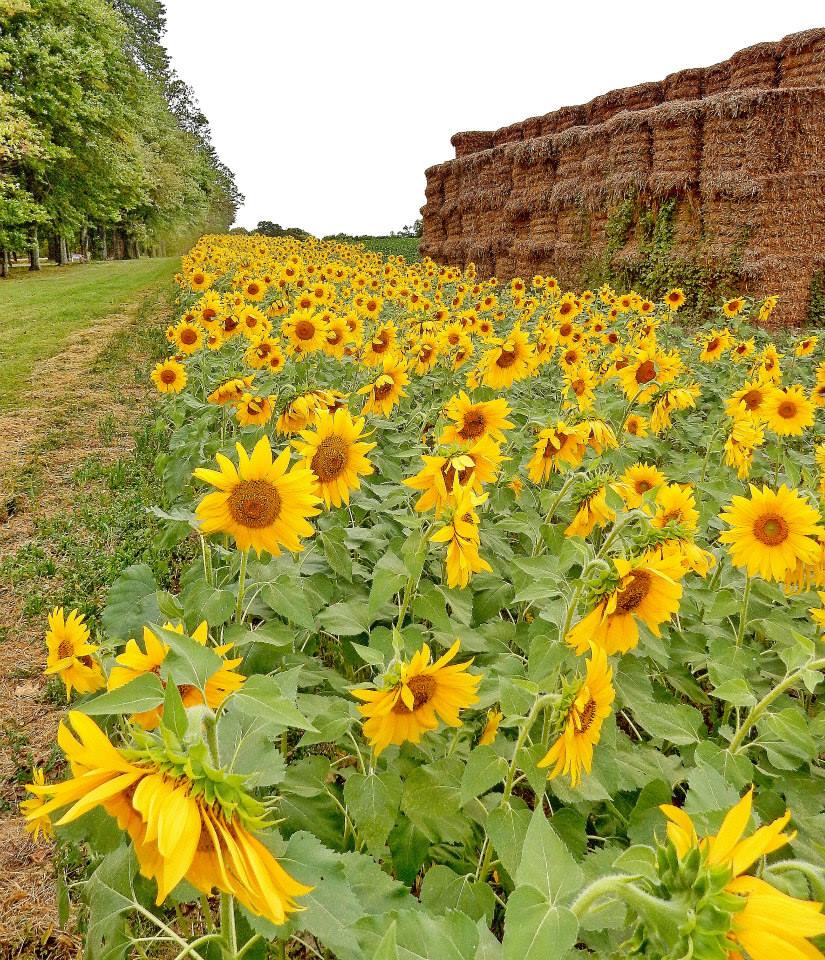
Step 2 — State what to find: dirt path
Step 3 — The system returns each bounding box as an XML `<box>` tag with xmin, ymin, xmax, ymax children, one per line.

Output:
<box><xmin>0</xmin><ymin>285</ymin><xmax>170</xmax><ymax>958</ymax></box>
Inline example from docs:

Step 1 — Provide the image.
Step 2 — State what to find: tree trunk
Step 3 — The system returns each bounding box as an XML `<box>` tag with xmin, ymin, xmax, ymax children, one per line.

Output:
<box><xmin>0</xmin><ymin>249</ymin><xmax>9</xmax><ymax>278</ymax></box>
<box><xmin>29</xmin><ymin>227</ymin><xmax>41</xmax><ymax>271</ymax></box>
<box><xmin>57</xmin><ymin>236</ymin><xmax>69</xmax><ymax>265</ymax></box>
<box><xmin>100</xmin><ymin>226</ymin><xmax>108</xmax><ymax>260</ymax></box>
<box><xmin>81</xmin><ymin>227</ymin><xmax>90</xmax><ymax>261</ymax></box>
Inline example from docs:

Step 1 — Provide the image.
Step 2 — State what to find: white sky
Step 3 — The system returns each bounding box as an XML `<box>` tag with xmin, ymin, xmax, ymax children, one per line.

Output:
<box><xmin>164</xmin><ymin>1</ymin><xmax>825</xmax><ymax>237</ymax></box>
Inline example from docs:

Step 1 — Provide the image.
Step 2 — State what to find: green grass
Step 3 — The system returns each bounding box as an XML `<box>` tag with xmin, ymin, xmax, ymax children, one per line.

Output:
<box><xmin>0</xmin><ymin>257</ymin><xmax>177</xmax><ymax>410</ymax></box>
<box><xmin>325</xmin><ymin>235</ymin><xmax>420</xmax><ymax>261</ymax></box>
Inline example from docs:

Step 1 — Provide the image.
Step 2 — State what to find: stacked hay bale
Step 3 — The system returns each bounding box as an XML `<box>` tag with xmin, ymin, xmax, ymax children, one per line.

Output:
<box><xmin>420</xmin><ymin>28</ymin><xmax>825</xmax><ymax>323</ymax></box>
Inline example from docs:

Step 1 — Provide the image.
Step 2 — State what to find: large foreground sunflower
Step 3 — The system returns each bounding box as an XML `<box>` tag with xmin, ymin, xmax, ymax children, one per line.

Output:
<box><xmin>194</xmin><ymin>435</ymin><xmax>321</xmax><ymax>555</ymax></box>
<box><xmin>292</xmin><ymin>407</ymin><xmax>375</xmax><ymax>508</ymax></box>
<box><xmin>719</xmin><ymin>484</ymin><xmax>822</xmax><ymax>581</ymax></box>
<box><xmin>352</xmin><ymin>640</ymin><xmax>481</xmax><ymax>755</ymax></box>
<box><xmin>537</xmin><ymin>646</ymin><xmax>614</xmax><ymax>787</ymax></box>
<box><xmin>439</xmin><ymin>392</ymin><xmax>513</xmax><ymax>446</ymax></box>
<box><xmin>24</xmin><ymin>713</ymin><xmax>311</xmax><ymax>925</ymax></box>
<box><xmin>660</xmin><ymin>789</ymin><xmax>825</xmax><ymax>960</ymax></box>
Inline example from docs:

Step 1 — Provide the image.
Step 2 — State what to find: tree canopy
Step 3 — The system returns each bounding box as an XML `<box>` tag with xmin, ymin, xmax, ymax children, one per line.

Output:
<box><xmin>0</xmin><ymin>0</ymin><xmax>241</xmax><ymax>261</ymax></box>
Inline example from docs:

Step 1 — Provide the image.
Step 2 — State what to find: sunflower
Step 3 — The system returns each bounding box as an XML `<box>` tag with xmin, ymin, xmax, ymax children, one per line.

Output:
<box><xmin>358</xmin><ymin>354</ymin><xmax>409</xmax><ymax>417</ymax></box>
<box><xmin>24</xmin><ymin>712</ymin><xmax>311</xmax><ymax>925</ymax></box>
<box><xmin>664</xmin><ymin>288</ymin><xmax>686</xmax><ymax>311</ymax></box>
<box><xmin>699</xmin><ymin>328</ymin><xmax>733</xmax><ymax>363</ymax></box>
<box><xmin>722</xmin><ymin>296</ymin><xmax>745</xmax><ymax>317</ymax></box>
<box><xmin>235</xmin><ymin>393</ymin><xmax>274</xmax><ymax>427</ymax></box>
<box><xmin>719</xmin><ymin>484</ymin><xmax>822</xmax><ymax>581</ymax></box>
<box><xmin>758</xmin><ymin>343</ymin><xmax>783</xmax><ymax>383</ymax></box>
<box><xmin>404</xmin><ymin>436</ymin><xmax>506</xmax><ymax>514</ymax></box>
<box><xmin>276</xmin><ymin>394</ymin><xmax>323</xmax><ymax>434</ymax></box>
<box><xmin>323</xmin><ymin>316</ymin><xmax>351</xmax><ymax>358</ymax></box>
<box><xmin>568</xmin><ymin>551</ymin><xmax>684</xmax><ymax>655</ymax></box>
<box><xmin>189</xmin><ymin>270</ymin><xmax>214</xmax><ymax>292</ymax></box>
<box><xmin>439</xmin><ymin>392</ymin><xmax>513</xmax><ymax>446</ymax></box>
<box><xmin>44</xmin><ymin>608</ymin><xmax>105</xmax><ymax>699</ymax></box>
<box><xmin>618</xmin><ymin>462</ymin><xmax>666</xmax><ymax>508</ymax></box>
<box><xmin>430</xmin><ymin>484</ymin><xmax>492</xmax><ymax>588</ymax></box>
<box><xmin>282</xmin><ymin>308</ymin><xmax>327</xmax><ymax>354</ymax></box>
<box><xmin>242</xmin><ymin>277</ymin><xmax>267</xmax><ymax>301</ymax></box>
<box><xmin>481</xmin><ymin>324</ymin><xmax>534</xmax><ymax>389</ymax></box>
<box><xmin>565</xmin><ymin>485</ymin><xmax>615</xmax><ymax>538</ymax></box>
<box><xmin>352</xmin><ymin>640</ymin><xmax>481</xmax><ymax>755</ymax></box>
<box><xmin>527</xmin><ymin>421</ymin><xmax>588</xmax><ymax>482</ymax></box>
<box><xmin>20</xmin><ymin>768</ymin><xmax>53</xmax><ymax>841</ymax></box>
<box><xmin>660</xmin><ymin>789</ymin><xmax>825</xmax><ymax>960</ymax></box>
<box><xmin>726</xmin><ymin>379</ymin><xmax>771</xmax><ymax>420</ymax></box>
<box><xmin>624</xmin><ymin>413</ymin><xmax>649</xmax><ymax>437</ymax></box>
<box><xmin>581</xmin><ymin>418</ymin><xmax>618</xmax><ymax>455</ymax></box>
<box><xmin>795</xmin><ymin>335</ymin><xmax>818</xmax><ymax>357</ymax></box>
<box><xmin>478</xmin><ymin>708</ymin><xmax>503</xmax><ymax>746</ymax></box>
<box><xmin>108</xmin><ymin>621</ymin><xmax>244</xmax><ymax>729</ymax></box>
<box><xmin>617</xmin><ymin>348</ymin><xmax>681</xmax><ymax>403</ymax></box>
<box><xmin>173</xmin><ymin>321</ymin><xmax>203</xmax><ymax>355</ymax></box>
<box><xmin>651</xmin><ymin>483</ymin><xmax>699</xmax><ymax>531</ymax></box>
<box><xmin>763</xmin><ymin>385</ymin><xmax>815</xmax><ymax>436</ymax></box>
<box><xmin>361</xmin><ymin>322</ymin><xmax>397</xmax><ymax>366</ymax></box>
<box><xmin>292</xmin><ymin>407</ymin><xmax>375</xmax><ymax>508</ymax></box>
<box><xmin>563</xmin><ymin>364</ymin><xmax>598</xmax><ymax>411</ymax></box>
<box><xmin>194</xmin><ymin>435</ymin><xmax>321</xmax><ymax>556</ymax></box>
<box><xmin>537</xmin><ymin>646</ymin><xmax>614</xmax><ymax>788</ymax></box>
<box><xmin>151</xmin><ymin>358</ymin><xmax>187</xmax><ymax>394</ymax></box>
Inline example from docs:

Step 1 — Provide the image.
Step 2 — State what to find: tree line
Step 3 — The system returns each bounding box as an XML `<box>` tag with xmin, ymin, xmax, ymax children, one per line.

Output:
<box><xmin>0</xmin><ymin>0</ymin><xmax>242</xmax><ymax>274</ymax></box>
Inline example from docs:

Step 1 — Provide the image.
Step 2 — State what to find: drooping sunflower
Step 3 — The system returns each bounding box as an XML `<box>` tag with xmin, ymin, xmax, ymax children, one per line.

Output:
<box><xmin>108</xmin><ymin>621</ymin><xmax>244</xmax><ymax>729</ymax></box>
<box><xmin>527</xmin><ymin>421</ymin><xmax>588</xmax><ymax>483</ymax></box>
<box><xmin>537</xmin><ymin>646</ymin><xmax>615</xmax><ymax>788</ymax></box>
<box><xmin>568</xmin><ymin>551</ymin><xmax>684</xmax><ymax>655</ymax></box>
<box><xmin>719</xmin><ymin>484</ymin><xmax>822</xmax><ymax>581</ymax></box>
<box><xmin>235</xmin><ymin>393</ymin><xmax>274</xmax><ymax>427</ymax></box>
<box><xmin>624</xmin><ymin>413</ymin><xmax>649</xmax><ymax>437</ymax></box>
<box><xmin>358</xmin><ymin>354</ymin><xmax>409</xmax><ymax>417</ymax></box>
<box><xmin>44</xmin><ymin>608</ymin><xmax>105</xmax><ymax>699</ymax></box>
<box><xmin>352</xmin><ymin>640</ymin><xmax>481</xmax><ymax>756</ymax></box>
<box><xmin>660</xmin><ymin>789</ymin><xmax>825</xmax><ymax>960</ymax></box>
<box><xmin>292</xmin><ymin>407</ymin><xmax>375</xmax><ymax>508</ymax></box>
<box><xmin>361</xmin><ymin>322</ymin><xmax>397</xmax><ymax>366</ymax></box>
<box><xmin>763</xmin><ymin>385</ymin><xmax>815</xmax><ymax>436</ymax></box>
<box><xmin>651</xmin><ymin>483</ymin><xmax>699</xmax><ymax>531</ymax></box>
<box><xmin>430</xmin><ymin>484</ymin><xmax>492</xmax><ymax>588</ymax></box>
<box><xmin>478</xmin><ymin>708</ymin><xmax>503</xmax><ymax>746</ymax></box>
<box><xmin>151</xmin><ymin>358</ymin><xmax>187</xmax><ymax>394</ymax></box>
<box><xmin>795</xmin><ymin>335</ymin><xmax>818</xmax><ymax>357</ymax></box>
<box><xmin>24</xmin><ymin>712</ymin><xmax>311</xmax><ymax>925</ymax></box>
<box><xmin>276</xmin><ymin>393</ymin><xmax>324</xmax><ymax>435</ymax></box>
<box><xmin>207</xmin><ymin>375</ymin><xmax>255</xmax><ymax>406</ymax></box>
<box><xmin>194</xmin><ymin>435</ymin><xmax>321</xmax><ymax>556</ymax></box>
<box><xmin>565</xmin><ymin>485</ymin><xmax>615</xmax><ymax>539</ymax></box>
<box><xmin>20</xmin><ymin>768</ymin><xmax>53</xmax><ymax>841</ymax></box>
<box><xmin>404</xmin><ymin>436</ymin><xmax>506</xmax><ymax>514</ymax></box>
<box><xmin>439</xmin><ymin>392</ymin><xmax>513</xmax><ymax>446</ymax></box>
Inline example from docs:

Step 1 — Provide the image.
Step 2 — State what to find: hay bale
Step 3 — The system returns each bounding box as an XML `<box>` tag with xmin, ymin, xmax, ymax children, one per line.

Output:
<box><xmin>702</xmin><ymin>60</ymin><xmax>731</xmax><ymax>95</ymax></box>
<box><xmin>662</xmin><ymin>67</ymin><xmax>704</xmax><ymax>102</ymax></box>
<box><xmin>729</xmin><ymin>41</ymin><xmax>779</xmax><ymax>90</ymax></box>
<box><xmin>553</xmin><ymin>104</ymin><xmax>588</xmax><ymax>132</ymax></box>
<box><xmin>603</xmin><ymin>114</ymin><xmax>651</xmax><ymax>199</ymax></box>
<box><xmin>649</xmin><ymin>104</ymin><xmax>702</xmax><ymax>194</ymax></box>
<box><xmin>493</xmin><ymin>122</ymin><xmax>525</xmax><ymax>147</ymax></box>
<box><xmin>451</xmin><ymin>131</ymin><xmax>494</xmax><ymax>157</ymax></box>
<box><xmin>671</xmin><ymin>190</ymin><xmax>702</xmax><ymax>251</ymax></box>
<box><xmin>779</xmin><ymin>28</ymin><xmax>825</xmax><ymax>88</ymax></box>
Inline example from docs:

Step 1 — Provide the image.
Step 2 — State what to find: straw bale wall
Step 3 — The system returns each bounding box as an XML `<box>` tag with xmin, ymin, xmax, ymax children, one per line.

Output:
<box><xmin>420</xmin><ymin>29</ymin><xmax>825</xmax><ymax>324</ymax></box>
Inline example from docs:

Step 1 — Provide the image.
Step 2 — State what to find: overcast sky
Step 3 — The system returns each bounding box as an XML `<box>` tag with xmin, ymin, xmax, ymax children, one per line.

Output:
<box><xmin>164</xmin><ymin>1</ymin><xmax>824</xmax><ymax>237</ymax></box>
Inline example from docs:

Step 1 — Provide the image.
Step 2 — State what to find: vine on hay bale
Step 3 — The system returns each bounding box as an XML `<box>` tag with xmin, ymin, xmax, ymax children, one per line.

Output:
<box><xmin>581</xmin><ymin>194</ymin><xmax>745</xmax><ymax>318</ymax></box>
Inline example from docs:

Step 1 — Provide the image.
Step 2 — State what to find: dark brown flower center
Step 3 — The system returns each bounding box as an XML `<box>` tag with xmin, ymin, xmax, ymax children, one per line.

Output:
<box><xmin>392</xmin><ymin>675</ymin><xmax>436</xmax><ymax>713</ymax></box>
<box><xmin>777</xmin><ymin>401</ymin><xmax>797</xmax><ymax>419</ymax></box>
<box><xmin>459</xmin><ymin>410</ymin><xmax>486</xmax><ymax>440</ymax></box>
<box><xmin>742</xmin><ymin>389</ymin><xmax>763</xmax><ymax>410</ymax></box>
<box><xmin>615</xmin><ymin>570</ymin><xmax>652</xmax><ymax>614</ymax></box>
<box><xmin>181</xmin><ymin>328</ymin><xmax>198</xmax><ymax>345</ymax></box>
<box><xmin>635</xmin><ymin>360</ymin><xmax>656</xmax><ymax>384</ymax></box>
<box><xmin>227</xmin><ymin>480</ymin><xmax>282</xmax><ymax>528</ymax></box>
<box><xmin>578</xmin><ymin>697</ymin><xmax>597</xmax><ymax>732</ymax></box>
<box><xmin>58</xmin><ymin>639</ymin><xmax>74</xmax><ymax>659</ymax></box>
<box><xmin>497</xmin><ymin>347</ymin><xmax>517</xmax><ymax>369</ymax></box>
<box><xmin>160</xmin><ymin>368</ymin><xmax>177</xmax><ymax>384</ymax></box>
<box><xmin>753</xmin><ymin>513</ymin><xmax>789</xmax><ymax>546</ymax></box>
<box><xmin>311</xmin><ymin>436</ymin><xmax>348</xmax><ymax>482</ymax></box>
<box><xmin>295</xmin><ymin>320</ymin><xmax>316</xmax><ymax>340</ymax></box>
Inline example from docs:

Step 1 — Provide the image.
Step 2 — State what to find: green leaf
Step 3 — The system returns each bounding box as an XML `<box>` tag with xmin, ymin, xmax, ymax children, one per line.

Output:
<box><xmin>162</xmin><ymin>674</ymin><xmax>187</xmax><ymax>738</ymax></box>
<box><xmin>401</xmin><ymin>759</ymin><xmax>472</xmax><ymax>844</ymax></box>
<box><xmin>368</xmin><ymin>550</ymin><xmax>408</xmax><ymax>619</ymax></box>
<box><xmin>102</xmin><ymin>563</ymin><xmax>161</xmax><ymax>640</ymax></box>
<box><xmin>628</xmin><ymin>700</ymin><xmax>704</xmax><ymax>746</ymax></box>
<box><xmin>181</xmin><ymin>579</ymin><xmax>235</xmax><ymax>626</ymax></box>
<box><xmin>613</xmin><ymin>845</ymin><xmax>659</xmax><ymax>883</ymax></box>
<box><xmin>486</xmin><ymin>802</ymin><xmax>532</xmax><ymax>880</ymax></box>
<box><xmin>515</xmin><ymin>808</ymin><xmax>583</xmax><ymax>904</ymax></box>
<box><xmin>419</xmin><ymin>865</ymin><xmax>496</xmax><ymax>924</ymax></box>
<box><xmin>460</xmin><ymin>746</ymin><xmax>508</xmax><ymax>805</ymax></box>
<box><xmin>502</xmin><ymin>886</ymin><xmax>578</xmax><ymax>960</ymax></box>
<box><xmin>371</xmin><ymin>921</ymin><xmax>399</xmax><ymax>960</ymax></box>
<box><xmin>153</xmin><ymin>624</ymin><xmax>223</xmax><ymax>693</ymax></box>
<box><xmin>263</xmin><ymin>577</ymin><xmax>316</xmax><ymax>629</ymax></box>
<box><xmin>317</xmin><ymin>601</ymin><xmax>372</xmax><ymax>637</ymax></box>
<box><xmin>322</xmin><ymin>528</ymin><xmax>353</xmax><ymax>582</ymax></box>
<box><xmin>229</xmin><ymin>675</ymin><xmax>316</xmax><ymax>731</ymax></box>
<box><xmin>79</xmin><ymin>674</ymin><xmax>164</xmax><ymax>716</ymax></box>
<box><xmin>344</xmin><ymin>770</ymin><xmax>403</xmax><ymax>856</ymax></box>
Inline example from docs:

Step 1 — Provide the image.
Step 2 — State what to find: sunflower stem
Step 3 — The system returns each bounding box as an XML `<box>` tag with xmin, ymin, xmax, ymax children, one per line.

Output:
<box><xmin>200</xmin><ymin>536</ymin><xmax>214</xmax><ymax>587</ymax></box>
<box><xmin>729</xmin><ymin>656</ymin><xmax>825</xmax><ymax>753</ymax></box>
<box><xmin>235</xmin><ymin>549</ymin><xmax>249</xmax><ymax>624</ymax></box>
<box><xmin>532</xmin><ymin>473</ymin><xmax>577</xmax><ymax>557</ymax></box>
<box><xmin>699</xmin><ymin>422</ymin><xmax>725</xmax><ymax>484</ymax></box>
<box><xmin>735</xmin><ymin>576</ymin><xmax>752</xmax><ymax>647</ymax></box>
<box><xmin>219</xmin><ymin>893</ymin><xmax>238</xmax><ymax>959</ymax></box>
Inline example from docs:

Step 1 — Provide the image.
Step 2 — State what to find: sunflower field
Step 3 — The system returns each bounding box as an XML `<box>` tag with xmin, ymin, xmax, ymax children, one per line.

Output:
<box><xmin>26</xmin><ymin>235</ymin><xmax>825</xmax><ymax>960</ymax></box>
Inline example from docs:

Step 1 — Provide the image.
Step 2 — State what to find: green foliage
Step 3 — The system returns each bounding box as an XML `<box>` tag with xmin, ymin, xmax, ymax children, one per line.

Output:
<box><xmin>809</xmin><ymin>270</ymin><xmax>825</xmax><ymax>326</ymax></box>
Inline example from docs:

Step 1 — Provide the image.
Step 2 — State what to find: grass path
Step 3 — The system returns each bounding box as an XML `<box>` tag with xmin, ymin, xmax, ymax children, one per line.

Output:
<box><xmin>0</xmin><ymin>281</ymin><xmax>177</xmax><ymax>957</ymax></box>
<box><xmin>0</xmin><ymin>258</ymin><xmax>177</xmax><ymax>411</ymax></box>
